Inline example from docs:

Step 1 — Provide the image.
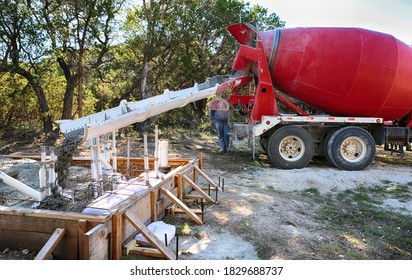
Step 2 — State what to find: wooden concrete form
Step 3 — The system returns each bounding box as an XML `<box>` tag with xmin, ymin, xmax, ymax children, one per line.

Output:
<box><xmin>0</xmin><ymin>155</ymin><xmax>216</xmax><ymax>260</ymax></box>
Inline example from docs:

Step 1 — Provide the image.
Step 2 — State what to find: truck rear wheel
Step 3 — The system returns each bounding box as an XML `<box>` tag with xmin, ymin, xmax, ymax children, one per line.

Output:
<box><xmin>323</xmin><ymin>129</ymin><xmax>338</xmax><ymax>166</ymax></box>
<box><xmin>267</xmin><ymin>126</ymin><xmax>314</xmax><ymax>169</ymax></box>
<box><xmin>326</xmin><ymin>126</ymin><xmax>375</xmax><ymax>170</ymax></box>
<box><xmin>259</xmin><ymin>136</ymin><xmax>268</xmax><ymax>152</ymax></box>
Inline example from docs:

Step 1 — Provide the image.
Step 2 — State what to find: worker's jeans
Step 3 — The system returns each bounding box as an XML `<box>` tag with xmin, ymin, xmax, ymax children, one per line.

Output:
<box><xmin>215</xmin><ymin>121</ymin><xmax>230</xmax><ymax>152</ymax></box>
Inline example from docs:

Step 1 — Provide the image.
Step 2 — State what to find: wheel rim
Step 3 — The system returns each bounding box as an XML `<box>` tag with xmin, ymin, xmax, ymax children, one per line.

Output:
<box><xmin>339</xmin><ymin>136</ymin><xmax>367</xmax><ymax>163</ymax></box>
<box><xmin>278</xmin><ymin>136</ymin><xmax>305</xmax><ymax>162</ymax></box>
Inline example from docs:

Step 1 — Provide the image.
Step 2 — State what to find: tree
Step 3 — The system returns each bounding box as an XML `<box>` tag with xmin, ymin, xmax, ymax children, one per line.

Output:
<box><xmin>122</xmin><ymin>0</ymin><xmax>285</xmax><ymax>127</ymax></box>
<box><xmin>0</xmin><ymin>0</ymin><xmax>53</xmax><ymax>132</ymax></box>
<box><xmin>39</xmin><ymin>0</ymin><xmax>125</xmax><ymax>120</ymax></box>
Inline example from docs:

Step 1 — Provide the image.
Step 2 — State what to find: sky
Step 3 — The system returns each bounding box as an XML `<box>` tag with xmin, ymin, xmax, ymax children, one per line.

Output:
<box><xmin>246</xmin><ymin>0</ymin><xmax>412</xmax><ymax>45</ymax></box>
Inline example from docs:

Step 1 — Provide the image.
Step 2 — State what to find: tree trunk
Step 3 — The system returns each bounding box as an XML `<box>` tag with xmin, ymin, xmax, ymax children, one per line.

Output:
<box><xmin>58</xmin><ymin>57</ymin><xmax>77</xmax><ymax>120</ymax></box>
<box><xmin>77</xmin><ymin>51</ymin><xmax>84</xmax><ymax>117</ymax></box>
<box><xmin>13</xmin><ymin>66</ymin><xmax>53</xmax><ymax>132</ymax></box>
<box><xmin>61</xmin><ymin>76</ymin><xmax>77</xmax><ymax>120</ymax></box>
<box><xmin>141</xmin><ymin>56</ymin><xmax>150</xmax><ymax>99</ymax></box>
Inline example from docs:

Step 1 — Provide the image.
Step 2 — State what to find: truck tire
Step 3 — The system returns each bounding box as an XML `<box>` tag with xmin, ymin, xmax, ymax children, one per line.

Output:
<box><xmin>323</xmin><ymin>129</ymin><xmax>338</xmax><ymax>167</ymax></box>
<box><xmin>326</xmin><ymin>126</ymin><xmax>376</xmax><ymax>170</ymax></box>
<box><xmin>259</xmin><ymin>136</ymin><xmax>268</xmax><ymax>152</ymax></box>
<box><xmin>267</xmin><ymin>126</ymin><xmax>314</xmax><ymax>169</ymax></box>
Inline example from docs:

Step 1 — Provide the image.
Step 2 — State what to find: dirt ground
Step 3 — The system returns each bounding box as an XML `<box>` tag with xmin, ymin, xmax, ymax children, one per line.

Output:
<box><xmin>1</xmin><ymin>132</ymin><xmax>412</xmax><ymax>260</ymax></box>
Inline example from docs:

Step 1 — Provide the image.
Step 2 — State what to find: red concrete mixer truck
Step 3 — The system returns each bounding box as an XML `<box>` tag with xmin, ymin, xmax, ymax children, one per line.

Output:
<box><xmin>222</xmin><ymin>23</ymin><xmax>412</xmax><ymax>171</ymax></box>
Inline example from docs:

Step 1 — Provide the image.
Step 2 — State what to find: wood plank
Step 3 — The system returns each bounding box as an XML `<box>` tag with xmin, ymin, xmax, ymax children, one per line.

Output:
<box><xmin>193</xmin><ymin>164</ymin><xmax>221</xmax><ymax>191</ymax></box>
<box><xmin>182</xmin><ymin>174</ymin><xmax>215</xmax><ymax>203</ymax></box>
<box><xmin>34</xmin><ymin>228</ymin><xmax>66</xmax><ymax>260</ymax></box>
<box><xmin>171</xmin><ymin>206</ymin><xmax>203</xmax><ymax>215</ymax></box>
<box><xmin>122</xmin><ymin>195</ymin><xmax>151</xmax><ymax>241</ymax></box>
<box><xmin>3</xmin><ymin>154</ymin><xmax>191</xmax><ymax>165</ymax></box>
<box><xmin>0</xmin><ymin>213</ymin><xmax>79</xmax><ymax>238</ymax></box>
<box><xmin>177</xmin><ymin>173</ymin><xmax>183</xmax><ymax>201</ymax></box>
<box><xmin>0</xmin><ymin>206</ymin><xmax>109</xmax><ymax>223</ymax></box>
<box><xmin>129</xmin><ymin>247</ymin><xmax>164</xmax><ymax>258</ymax></box>
<box><xmin>123</xmin><ymin>239</ymin><xmax>163</xmax><ymax>258</ymax></box>
<box><xmin>183</xmin><ymin>194</ymin><xmax>204</xmax><ymax>200</ymax></box>
<box><xmin>78</xmin><ymin>220</ymin><xmax>89</xmax><ymax>260</ymax></box>
<box><xmin>198</xmin><ymin>151</ymin><xmax>203</xmax><ymax>170</ymax></box>
<box><xmin>86</xmin><ymin>223</ymin><xmax>109</xmax><ymax>260</ymax></box>
<box><xmin>159</xmin><ymin>187</ymin><xmax>203</xmax><ymax>225</ymax></box>
<box><xmin>123</xmin><ymin>211</ymin><xmax>176</xmax><ymax>260</ymax></box>
<box><xmin>150</xmin><ymin>191</ymin><xmax>157</xmax><ymax>222</ymax></box>
<box><xmin>112</xmin><ymin>213</ymin><xmax>123</xmax><ymax>260</ymax></box>
<box><xmin>124</xmin><ymin>239</ymin><xmax>137</xmax><ymax>255</ymax></box>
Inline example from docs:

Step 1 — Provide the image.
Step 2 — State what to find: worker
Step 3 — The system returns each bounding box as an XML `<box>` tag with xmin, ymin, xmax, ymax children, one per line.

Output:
<box><xmin>209</xmin><ymin>96</ymin><xmax>231</xmax><ymax>153</ymax></box>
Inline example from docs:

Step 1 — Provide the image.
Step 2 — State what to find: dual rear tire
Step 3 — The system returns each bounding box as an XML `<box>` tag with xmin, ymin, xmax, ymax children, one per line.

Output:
<box><xmin>264</xmin><ymin>125</ymin><xmax>375</xmax><ymax>170</ymax></box>
<box><xmin>324</xmin><ymin>126</ymin><xmax>376</xmax><ymax>170</ymax></box>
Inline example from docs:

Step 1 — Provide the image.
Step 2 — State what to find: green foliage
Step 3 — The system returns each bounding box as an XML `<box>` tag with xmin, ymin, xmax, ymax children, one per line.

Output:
<box><xmin>0</xmin><ymin>73</ymin><xmax>41</xmax><ymax>130</ymax></box>
<box><xmin>0</xmin><ymin>0</ymin><xmax>285</xmax><ymax>136</ymax></box>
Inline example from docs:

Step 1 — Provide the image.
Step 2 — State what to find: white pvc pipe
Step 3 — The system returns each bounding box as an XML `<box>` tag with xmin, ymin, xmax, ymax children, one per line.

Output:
<box><xmin>89</xmin><ymin>140</ymin><xmax>97</xmax><ymax>183</ymax></box>
<box><xmin>154</xmin><ymin>125</ymin><xmax>159</xmax><ymax>178</ymax></box>
<box><xmin>96</xmin><ymin>138</ymin><xmax>103</xmax><ymax>184</ymax></box>
<box><xmin>127</xmin><ymin>137</ymin><xmax>131</xmax><ymax>178</ymax></box>
<box><xmin>112</xmin><ymin>131</ymin><xmax>117</xmax><ymax>173</ymax></box>
<box><xmin>143</xmin><ymin>132</ymin><xmax>149</xmax><ymax>185</ymax></box>
<box><xmin>39</xmin><ymin>146</ymin><xmax>47</xmax><ymax>194</ymax></box>
<box><xmin>0</xmin><ymin>171</ymin><xmax>46</xmax><ymax>202</ymax></box>
<box><xmin>89</xmin><ymin>138</ymin><xmax>103</xmax><ymax>198</ymax></box>
<box><xmin>159</xmin><ymin>140</ymin><xmax>169</xmax><ymax>167</ymax></box>
<box><xmin>103</xmin><ymin>135</ymin><xmax>110</xmax><ymax>163</ymax></box>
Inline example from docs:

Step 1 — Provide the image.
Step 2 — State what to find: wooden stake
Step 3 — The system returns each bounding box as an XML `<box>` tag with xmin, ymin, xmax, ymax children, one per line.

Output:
<box><xmin>112</xmin><ymin>213</ymin><xmax>123</xmax><ymax>260</ymax></box>
<box><xmin>198</xmin><ymin>151</ymin><xmax>203</xmax><ymax>169</ymax></box>
<box><xmin>159</xmin><ymin>186</ymin><xmax>203</xmax><ymax>225</ymax></box>
<box><xmin>34</xmin><ymin>228</ymin><xmax>66</xmax><ymax>260</ymax></box>
<box><xmin>182</xmin><ymin>174</ymin><xmax>215</xmax><ymax>203</ymax></box>
<box><xmin>78</xmin><ymin>220</ymin><xmax>88</xmax><ymax>260</ymax></box>
<box><xmin>193</xmin><ymin>165</ymin><xmax>221</xmax><ymax>191</ymax></box>
<box><xmin>177</xmin><ymin>173</ymin><xmax>183</xmax><ymax>201</ymax></box>
<box><xmin>123</xmin><ymin>211</ymin><xmax>176</xmax><ymax>260</ymax></box>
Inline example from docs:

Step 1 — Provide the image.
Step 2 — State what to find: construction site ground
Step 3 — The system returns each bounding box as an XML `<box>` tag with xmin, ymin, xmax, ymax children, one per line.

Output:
<box><xmin>1</xmin><ymin>129</ymin><xmax>412</xmax><ymax>260</ymax></box>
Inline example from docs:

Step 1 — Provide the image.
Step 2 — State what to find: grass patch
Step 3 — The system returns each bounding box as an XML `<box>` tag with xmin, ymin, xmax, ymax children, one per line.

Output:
<box><xmin>303</xmin><ymin>187</ymin><xmax>320</xmax><ymax>196</ymax></box>
<box><xmin>312</xmin><ymin>183</ymin><xmax>412</xmax><ymax>259</ymax></box>
<box><xmin>301</xmin><ymin>187</ymin><xmax>326</xmax><ymax>204</ymax></box>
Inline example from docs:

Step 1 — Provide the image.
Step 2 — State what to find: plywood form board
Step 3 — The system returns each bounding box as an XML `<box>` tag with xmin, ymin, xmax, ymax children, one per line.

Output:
<box><xmin>150</xmin><ymin>191</ymin><xmax>158</xmax><ymax>222</ymax></box>
<box><xmin>0</xmin><ymin>219</ymin><xmax>77</xmax><ymax>259</ymax></box>
<box><xmin>0</xmin><ymin>208</ymin><xmax>107</xmax><ymax>259</ymax></box>
<box><xmin>122</xmin><ymin>194</ymin><xmax>152</xmax><ymax>242</ymax></box>
<box><xmin>78</xmin><ymin>220</ymin><xmax>89</xmax><ymax>260</ymax></box>
<box><xmin>86</xmin><ymin>223</ymin><xmax>111</xmax><ymax>260</ymax></box>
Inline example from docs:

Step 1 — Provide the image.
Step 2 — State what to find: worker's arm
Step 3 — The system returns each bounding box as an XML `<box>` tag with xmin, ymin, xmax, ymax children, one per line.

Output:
<box><xmin>209</xmin><ymin>110</ymin><xmax>215</xmax><ymax>126</ymax></box>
